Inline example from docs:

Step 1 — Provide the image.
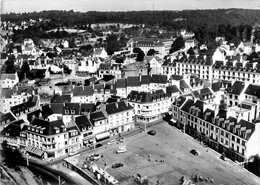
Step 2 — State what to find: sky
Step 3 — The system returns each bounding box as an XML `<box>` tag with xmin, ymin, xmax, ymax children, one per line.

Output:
<box><xmin>1</xmin><ymin>0</ymin><xmax>260</xmax><ymax>13</ymax></box>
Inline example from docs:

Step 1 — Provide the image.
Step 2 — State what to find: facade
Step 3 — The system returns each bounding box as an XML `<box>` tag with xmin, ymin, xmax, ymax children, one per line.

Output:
<box><xmin>213</xmin><ymin>60</ymin><xmax>260</xmax><ymax>84</ymax></box>
<box><xmin>172</xmin><ymin>97</ymin><xmax>260</xmax><ymax>162</ymax></box>
<box><xmin>99</xmin><ymin>100</ymin><xmax>135</xmax><ymax>136</ymax></box>
<box><xmin>26</xmin><ymin>118</ymin><xmax>82</xmax><ymax>158</ymax></box>
<box><xmin>127</xmin><ymin>90</ymin><xmax>171</xmax><ymax>123</ymax></box>
<box><xmin>0</xmin><ymin>72</ymin><xmax>19</xmax><ymax>88</ymax></box>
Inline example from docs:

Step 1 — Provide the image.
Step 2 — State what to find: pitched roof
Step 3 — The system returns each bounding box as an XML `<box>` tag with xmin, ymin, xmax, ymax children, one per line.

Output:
<box><xmin>166</xmin><ymin>85</ymin><xmax>181</xmax><ymax>95</ymax></box>
<box><xmin>75</xmin><ymin>115</ymin><xmax>92</xmax><ymax>131</ymax></box>
<box><xmin>1</xmin><ymin>120</ymin><xmax>25</xmax><ymax>137</ymax></box>
<box><xmin>1</xmin><ymin>88</ymin><xmax>14</xmax><ymax>98</ymax></box>
<box><xmin>127</xmin><ymin>76</ymin><xmax>141</xmax><ymax>87</ymax></box>
<box><xmin>63</xmin><ymin>103</ymin><xmax>81</xmax><ymax>115</ymax></box>
<box><xmin>151</xmin><ymin>74</ymin><xmax>167</xmax><ymax>84</ymax></box>
<box><xmin>50</xmin><ymin>103</ymin><xmax>64</xmax><ymax>114</ymax></box>
<box><xmin>72</xmin><ymin>86</ymin><xmax>94</xmax><ymax>96</ymax></box>
<box><xmin>127</xmin><ymin>89</ymin><xmax>169</xmax><ymax>103</ymax></box>
<box><xmin>51</xmin><ymin>94</ymin><xmax>71</xmax><ymax>103</ymax></box>
<box><xmin>173</xmin><ymin>96</ymin><xmax>187</xmax><ymax>107</ymax></box>
<box><xmin>29</xmin><ymin>118</ymin><xmax>65</xmax><ymax>136</ymax></box>
<box><xmin>1</xmin><ymin>112</ymin><xmax>16</xmax><ymax>124</ymax></box>
<box><xmin>180</xmin><ymin>79</ymin><xmax>190</xmax><ymax>91</ymax></box>
<box><xmin>244</xmin><ymin>84</ymin><xmax>260</xmax><ymax>98</ymax></box>
<box><xmin>226</xmin><ymin>81</ymin><xmax>245</xmax><ymax>95</ymax></box>
<box><xmin>105</xmin><ymin>101</ymin><xmax>133</xmax><ymax>115</ymax></box>
<box><xmin>212</xmin><ymin>81</ymin><xmax>222</xmax><ymax>92</ymax></box>
<box><xmin>181</xmin><ymin>99</ymin><xmax>194</xmax><ymax>112</ymax></box>
<box><xmin>171</xmin><ymin>75</ymin><xmax>183</xmax><ymax>81</ymax></box>
<box><xmin>0</xmin><ymin>73</ymin><xmax>17</xmax><ymax>80</ymax></box>
<box><xmin>80</xmin><ymin>103</ymin><xmax>95</xmax><ymax>113</ymax></box>
<box><xmin>90</xmin><ymin>111</ymin><xmax>107</xmax><ymax>123</ymax></box>
<box><xmin>116</xmin><ymin>79</ymin><xmax>127</xmax><ymax>88</ymax></box>
<box><xmin>140</xmin><ymin>75</ymin><xmax>151</xmax><ymax>84</ymax></box>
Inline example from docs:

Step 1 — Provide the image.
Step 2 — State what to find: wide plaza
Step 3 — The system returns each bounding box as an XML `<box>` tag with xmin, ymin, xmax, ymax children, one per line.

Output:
<box><xmin>75</xmin><ymin>120</ymin><xmax>260</xmax><ymax>185</ymax></box>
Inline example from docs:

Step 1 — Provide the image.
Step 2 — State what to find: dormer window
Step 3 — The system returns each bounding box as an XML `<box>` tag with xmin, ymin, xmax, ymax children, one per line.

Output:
<box><xmin>71</xmin><ymin>109</ymin><xmax>75</xmax><ymax>114</ymax></box>
<box><xmin>55</xmin><ymin>127</ymin><xmax>60</xmax><ymax>134</ymax></box>
<box><xmin>65</xmin><ymin>109</ymin><xmax>69</xmax><ymax>114</ymax></box>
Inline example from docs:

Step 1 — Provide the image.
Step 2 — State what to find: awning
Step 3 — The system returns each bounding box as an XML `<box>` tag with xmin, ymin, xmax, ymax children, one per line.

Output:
<box><xmin>95</xmin><ymin>132</ymin><xmax>110</xmax><ymax>141</ymax></box>
<box><xmin>25</xmin><ymin>146</ymin><xmax>44</xmax><ymax>157</ymax></box>
<box><xmin>171</xmin><ymin>119</ymin><xmax>177</xmax><ymax>123</ymax></box>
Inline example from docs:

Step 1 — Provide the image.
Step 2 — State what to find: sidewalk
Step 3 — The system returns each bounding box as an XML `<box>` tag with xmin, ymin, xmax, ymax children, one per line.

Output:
<box><xmin>52</xmin><ymin>164</ymin><xmax>93</xmax><ymax>185</ymax></box>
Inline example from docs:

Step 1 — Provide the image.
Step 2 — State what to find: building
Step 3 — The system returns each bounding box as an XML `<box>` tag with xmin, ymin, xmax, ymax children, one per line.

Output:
<box><xmin>127</xmin><ymin>90</ymin><xmax>171</xmax><ymax>123</ymax></box>
<box><xmin>171</xmin><ymin>98</ymin><xmax>260</xmax><ymax>163</ymax></box>
<box><xmin>0</xmin><ymin>72</ymin><xmax>19</xmax><ymax>88</ymax></box>
<box><xmin>26</xmin><ymin>118</ymin><xmax>81</xmax><ymax>158</ymax></box>
<box><xmin>212</xmin><ymin>60</ymin><xmax>260</xmax><ymax>84</ymax></box>
<box><xmin>99</xmin><ymin>100</ymin><xmax>135</xmax><ymax>136</ymax></box>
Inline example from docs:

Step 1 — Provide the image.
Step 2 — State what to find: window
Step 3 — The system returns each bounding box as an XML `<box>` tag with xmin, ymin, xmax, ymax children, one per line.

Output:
<box><xmin>242</xmin><ymin>140</ymin><xmax>245</xmax><ymax>146</ymax></box>
<box><xmin>237</xmin><ymin>138</ymin><xmax>240</xmax><ymax>144</ymax></box>
<box><xmin>65</xmin><ymin>141</ymin><xmax>68</xmax><ymax>145</ymax></box>
<box><xmin>221</xmin><ymin>130</ymin><xmax>224</xmax><ymax>136</ymax></box>
<box><xmin>232</xmin><ymin>135</ymin><xmax>235</xmax><ymax>141</ymax></box>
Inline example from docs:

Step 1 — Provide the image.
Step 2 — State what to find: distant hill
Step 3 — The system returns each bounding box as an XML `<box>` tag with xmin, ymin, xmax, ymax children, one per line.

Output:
<box><xmin>2</xmin><ymin>9</ymin><xmax>260</xmax><ymax>29</ymax></box>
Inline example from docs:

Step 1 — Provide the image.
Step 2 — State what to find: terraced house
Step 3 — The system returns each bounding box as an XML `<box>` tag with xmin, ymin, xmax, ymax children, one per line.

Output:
<box><xmin>171</xmin><ymin>96</ymin><xmax>260</xmax><ymax>163</ymax></box>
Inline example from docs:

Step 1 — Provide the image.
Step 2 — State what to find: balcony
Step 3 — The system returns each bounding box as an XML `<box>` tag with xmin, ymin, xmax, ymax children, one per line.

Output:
<box><xmin>42</xmin><ymin>140</ymin><xmax>56</xmax><ymax>145</ymax></box>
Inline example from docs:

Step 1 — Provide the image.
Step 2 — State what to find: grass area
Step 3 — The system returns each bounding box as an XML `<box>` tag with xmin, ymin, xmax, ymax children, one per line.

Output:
<box><xmin>76</xmin><ymin>121</ymin><xmax>260</xmax><ymax>185</ymax></box>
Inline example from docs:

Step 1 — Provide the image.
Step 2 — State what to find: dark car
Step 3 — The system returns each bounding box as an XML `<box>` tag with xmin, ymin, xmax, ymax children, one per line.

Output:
<box><xmin>190</xmin><ymin>149</ymin><xmax>199</xmax><ymax>156</ymax></box>
<box><xmin>112</xmin><ymin>163</ymin><xmax>124</xmax><ymax>169</ymax></box>
<box><xmin>147</xmin><ymin>130</ymin><xmax>156</xmax><ymax>135</ymax></box>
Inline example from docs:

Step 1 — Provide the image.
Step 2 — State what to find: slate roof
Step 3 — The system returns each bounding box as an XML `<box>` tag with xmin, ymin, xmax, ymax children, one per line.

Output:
<box><xmin>181</xmin><ymin>99</ymin><xmax>194</xmax><ymax>112</ymax></box>
<box><xmin>140</xmin><ymin>75</ymin><xmax>151</xmax><ymax>84</ymax></box>
<box><xmin>1</xmin><ymin>88</ymin><xmax>14</xmax><ymax>98</ymax></box>
<box><xmin>1</xmin><ymin>73</ymin><xmax>17</xmax><ymax>80</ymax></box>
<box><xmin>1</xmin><ymin>112</ymin><xmax>16</xmax><ymax>125</ymax></box>
<box><xmin>171</xmin><ymin>75</ymin><xmax>183</xmax><ymax>81</ymax></box>
<box><xmin>72</xmin><ymin>86</ymin><xmax>94</xmax><ymax>96</ymax></box>
<box><xmin>80</xmin><ymin>103</ymin><xmax>95</xmax><ymax>114</ymax></box>
<box><xmin>50</xmin><ymin>103</ymin><xmax>63</xmax><ymax>114</ymax></box>
<box><xmin>180</xmin><ymin>79</ymin><xmax>190</xmax><ymax>91</ymax></box>
<box><xmin>151</xmin><ymin>74</ymin><xmax>167</xmax><ymax>84</ymax></box>
<box><xmin>105</xmin><ymin>101</ymin><xmax>133</xmax><ymax>115</ymax></box>
<box><xmin>127</xmin><ymin>76</ymin><xmax>141</xmax><ymax>87</ymax></box>
<box><xmin>127</xmin><ymin>89</ymin><xmax>169</xmax><ymax>103</ymax></box>
<box><xmin>75</xmin><ymin>115</ymin><xmax>92</xmax><ymax>131</ymax></box>
<box><xmin>212</xmin><ymin>81</ymin><xmax>222</xmax><ymax>92</ymax></box>
<box><xmin>226</xmin><ymin>81</ymin><xmax>245</xmax><ymax>95</ymax></box>
<box><xmin>51</xmin><ymin>94</ymin><xmax>71</xmax><ymax>103</ymax></box>
<box><xmin>116</xmin><ymin>79</ymin><xmax>127</xmax><ymax>88</ymax></box>
<box><xmin>173</xmin><ymin>96</ymin><xmax>187</xmax><ymax>107</ymax></box>
<box><xmin>244</xmin><ymin>84</ymin><xmax>260</xmax><ymax>98</ymax></box>
<box><xmin>63</xmin><ymin>103</ymin><xmax>81</xmax><ymax>115</ymax></box>
<box><xmin>1</xmin><ymin>120</ymin><xmax>25</xmax><ymax>137</ymax></box>
<box><xmin>90</xmin><ymin>111</ymin><xmax>107</xmax><ymax>123</ymax></box>
<box><xmin>166</xmin><ymin>85</ymin><xmax>181</xmax><ymax>95</ymax></box>
<box><xmin>29</xmin><ymin>118</ymin><xmax>65</xmax><ymax>136</ymax></box>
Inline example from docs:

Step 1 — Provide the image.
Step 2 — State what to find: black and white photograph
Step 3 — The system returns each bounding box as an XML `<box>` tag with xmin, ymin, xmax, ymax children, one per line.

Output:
<box><xmin>1</xmin><ymin>0</ymin><xmax>260</xmax><ymax>185</ymax></box>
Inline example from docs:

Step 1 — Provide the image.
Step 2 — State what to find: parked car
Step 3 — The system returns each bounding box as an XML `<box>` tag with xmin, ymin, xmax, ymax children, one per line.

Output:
<box><xmin>92</xmin><ymin>153</ymin><xmax>102</xmax><ymax>161</ymax></box>
<box><xmin>112</xmin><ymin>163</ymin><xmax>124</xmax><ymax>168</ymax></box>
<box><xmin>107</xmin><ymin>139</ymin><xmax>117</xmax><ymax>145</ymax></box>
<box><xmin>95</xmin><ymin>143</ymin><xmax>103</xmax><ymax>148</ymax></box>
<box><xmin>190</xmin><ymin>149</ymin><xmax>199</xmax><ymax>156</ymax></box>
<box><xmin>69</xmin><ymin>150</ymin><xmax>78</xmax><ymax>156</ymax></box>
<box><xmin>116</xmin><ymin>146</ymin><xmax>127</xmax><ymax>154</ymax></box>
<box><xmin>147</xmin><ymin>130</ymin><xmax>156</xmax><ymax>135</ymax></box>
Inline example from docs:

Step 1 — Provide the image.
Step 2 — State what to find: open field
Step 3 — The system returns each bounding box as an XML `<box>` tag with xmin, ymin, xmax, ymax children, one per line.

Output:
<box><xmin>76</xmin><ymin>121</ymin><xmax>260</xmax><ymax>185</ymax></box>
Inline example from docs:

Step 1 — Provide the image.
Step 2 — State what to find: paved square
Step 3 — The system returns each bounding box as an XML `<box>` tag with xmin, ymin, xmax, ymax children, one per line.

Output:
<box><xmin>77</xmin><ymin>121</ymin><xmax>260</xmax><ymax>185</ymax></box>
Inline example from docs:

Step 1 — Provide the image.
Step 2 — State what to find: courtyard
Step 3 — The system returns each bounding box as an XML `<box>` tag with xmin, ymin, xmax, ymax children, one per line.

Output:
<box><xmin>74</xmin><ymin>121</ymin><xmax>260</xmax><ymax>185</ymax></box>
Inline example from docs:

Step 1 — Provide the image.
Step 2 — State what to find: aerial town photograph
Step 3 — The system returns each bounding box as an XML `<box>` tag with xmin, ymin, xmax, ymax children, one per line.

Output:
<box><xmin>1</xmin><ymin>0</ymin><xmax>260</xmax><ymax>185</ymax></box>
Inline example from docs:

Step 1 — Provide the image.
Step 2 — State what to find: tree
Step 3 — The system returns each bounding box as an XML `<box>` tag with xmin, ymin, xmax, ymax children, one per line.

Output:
<box><xmin>170</xmin><ymin>36</ymin><xmax>185</xmax><ymax>53</ymax></box>
<box><xmin>4</xmin><ymin>59</ymin><xmax>16</xmax><ymax>73</ymax></box>
<box><xmin>136</xmin><ymin>50</ymin><xmax>145</xmax><ymax>61</ymax></box>
<box><xmin>187</xmin><ymin>47</ymin><xmax>195</xmax><ymax>55</ymax></box>
<box><xmin>247</xmin><ymin>155</ymin><xmax>260</xmax><ymax>177</ymax></box>
<box><xmin>133</xmin><ymin>47</ymin><xmax>143</xmax><ymax>54</ymax></box>
<box><xmin>20</xmin><ymin>61</ymin><xmax>30</xmax><ymax>80</ymax></box>
<box><xmin>1</xmin><ymin>140</ymin><xmax>23</xmax><ymax>170</ymax></box>
<box><xmin>147</xmin><ymin>49</ymin><xmax>156</xmax><ymax>56</ymax></box>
